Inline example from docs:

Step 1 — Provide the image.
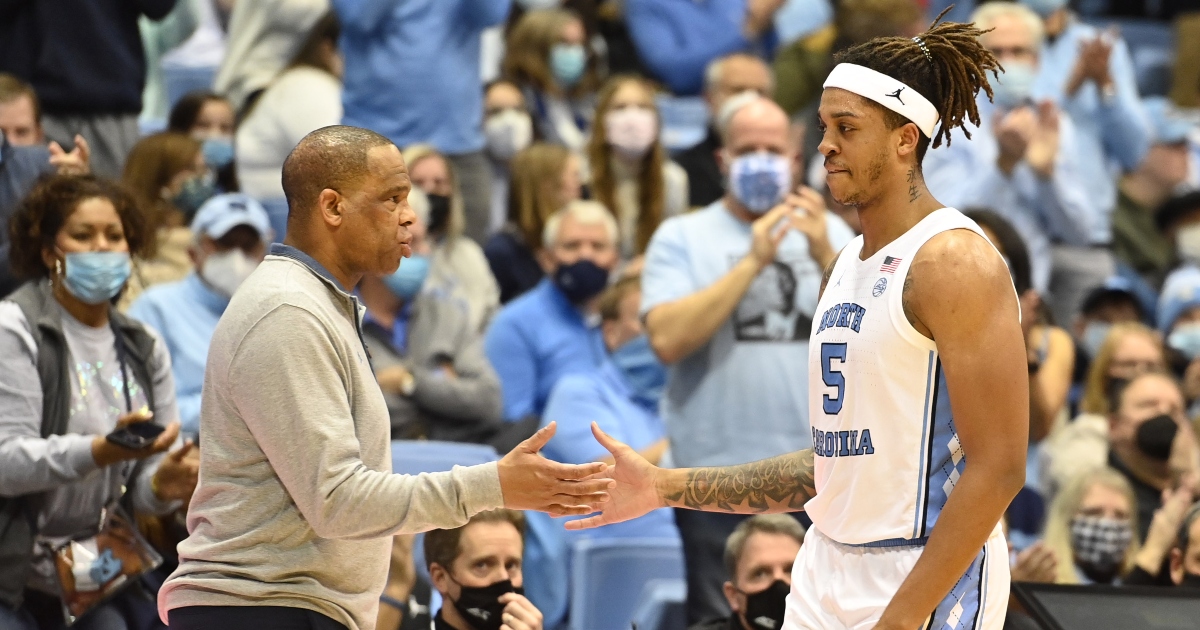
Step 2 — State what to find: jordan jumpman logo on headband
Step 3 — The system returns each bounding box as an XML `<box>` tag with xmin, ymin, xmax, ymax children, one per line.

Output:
<box><xmin>886</xmin><ymin>88</ymin><xmax>905</xmax><ymax>105</ymax></box>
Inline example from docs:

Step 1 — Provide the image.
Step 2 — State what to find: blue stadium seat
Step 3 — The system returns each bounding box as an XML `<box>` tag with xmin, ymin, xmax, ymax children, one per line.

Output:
<box><xmin>568</xmin><ymin>537</ymin><xmax>685</xmax><ymax>630</ymax></box>
<box><xmin>1083</xmin><ymin>18</ymin><xmax>1175</xmax><ymax>97</ymax></box>
<box><xmin>162</xmin><ymin>64</ymin><xmax>218</xmax><ymax>109</ymax></box>
<box><xmin>256</xmin><ymin>197</ymin><xmax>289</xmax><ymax>244</ymax></box>
<box><xmin>629</xmin><ymin>579</ymin><xmax>687</xmax><ymax>630</ymax></box>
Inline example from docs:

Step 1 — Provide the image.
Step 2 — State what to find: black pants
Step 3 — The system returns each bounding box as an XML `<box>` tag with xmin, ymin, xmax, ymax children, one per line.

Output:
<box><xmin>168</xmin><ymin>606</ymin><xmax>347</xmax><ymax>630</ymax></box>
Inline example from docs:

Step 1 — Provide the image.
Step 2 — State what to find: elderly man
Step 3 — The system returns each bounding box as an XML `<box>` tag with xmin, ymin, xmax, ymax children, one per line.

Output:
<box><xmin>484</xmin><ymin>200</ymin><xmax>620</xmax><ymax>424</ymax></box>
<box><xmin>674</xmin><ymin>53</ymin><xmax>775</xmax><ymax>208</ymax></box>
<box><xmin>158</xmin><ymin>125</ymin><xmax>611</xmax><ymax>630</ymax></box>
<box><xmin>640</xmin><ymin>95</ymin><xmax>853</xmax><ymax>623</ymax></box>
<box><xmin>129</xmin><ymin>193</ymin><xmax>271</xmax><ymax>440</ymax></box>
<box><xmin>923</xmin><ymin>1</ymin><xmax>1094</xmax><ymax>299</ymax></box>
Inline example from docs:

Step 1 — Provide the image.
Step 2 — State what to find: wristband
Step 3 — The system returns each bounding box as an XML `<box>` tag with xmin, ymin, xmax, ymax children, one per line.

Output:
<box><xmin>380</xmin><ymin>593</ymin><xmax>408</xmax><ymax>616</ymax></box>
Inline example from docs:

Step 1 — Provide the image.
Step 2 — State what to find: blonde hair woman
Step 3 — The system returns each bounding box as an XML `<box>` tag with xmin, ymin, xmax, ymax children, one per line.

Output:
<box><xmin>1043</xmin><ymin>467</ymin><xmax>1141</xmax><ymax>584</ymax></box>
<box><xmin>402</xmin><ymin>144</ymin><xmax>500</xmax><ymax>331</ymax></box>
<box><xmin>586</xmin><ymin>75</ymin><xmax>688</xmax><ymax>258</ymax></box>
<box><xmin>1080</xmin><ymin>322</ymin><xmax>1167</xmax><ymax>416</ymax></box>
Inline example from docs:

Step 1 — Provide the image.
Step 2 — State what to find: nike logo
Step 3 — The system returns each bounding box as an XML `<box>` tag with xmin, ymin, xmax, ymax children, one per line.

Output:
<box><xmin>886</xmin><ymin>88</ymin><xmax>905</xmax><ymax>105</ymax></box>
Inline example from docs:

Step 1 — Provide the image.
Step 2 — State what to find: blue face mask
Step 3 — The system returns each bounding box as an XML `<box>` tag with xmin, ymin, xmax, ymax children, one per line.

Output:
<box><xmin>1020</xmin><ymin>0</ymin><xmax>1067</xmax><ymax>18</ymax></box>
<box><xmin>383</xmin><ymin>254</ymin><xmax>430</xmax><ymax>301</ymax></box>
<box><xmin>1081</xmin><ymin>321</ymin><xmax>1112</xmax><ymax>358</ymax></box>
<box><xmin>201</xmin><ymin>137</ymin><xmax>235</xmax><ymax>168</ymax></box>
<box><xmin>62</xmin><ymin>251</ymin><xmax>131</xmax><ymax>304</ymax></box>
<box><xmin>992</xmin><ymin>60</ymin><xmax>1037</xmax><ymax>110</ymax></box>
<box><xmin>550</xmin><ymin>43</ymin><xmax>587</xmax><ymax>88</ymax></box>
<box><xmin>173</xmin><ymin>176</ymin><xmax>217</xmax><ymax>219</ymax></box>
<box><xmin>1169</xmin><ymin>323</ymin><xmax>1200</xmax><ymax>360</ymax></box>
<box><xmin>729</xmin><ymin>152</ymin><xmax>792</xmax><ymax>214</ymax></box>
<box><xmin>611</xmin><ymin>334</ymin><xmax>667</xmax><ymax>411</ymax></box>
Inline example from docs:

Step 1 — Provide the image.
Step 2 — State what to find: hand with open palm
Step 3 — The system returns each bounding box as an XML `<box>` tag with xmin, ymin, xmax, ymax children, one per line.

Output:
<box><xmin>564</xmin><ymin>423</ymin><xmax>667</xmax><ymax>531</ymax></box>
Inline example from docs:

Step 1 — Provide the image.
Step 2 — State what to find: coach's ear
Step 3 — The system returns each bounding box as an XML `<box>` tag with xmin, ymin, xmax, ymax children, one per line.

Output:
<box><xmin>895</xmin><ymin>122</ymin><xmax>922</xmax><ymax>159</ymax></box>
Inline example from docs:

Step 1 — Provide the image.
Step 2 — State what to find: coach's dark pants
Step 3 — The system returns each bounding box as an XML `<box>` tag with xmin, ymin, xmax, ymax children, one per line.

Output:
<box><xmin>169</xmin><ymin>606</ymin><xmax>347</xmax><ymax>630</ymax></box>
<box><xmin>674</xmin><ymin>509</ymin><xmax>811</xmax><ymax>625</ymax></box>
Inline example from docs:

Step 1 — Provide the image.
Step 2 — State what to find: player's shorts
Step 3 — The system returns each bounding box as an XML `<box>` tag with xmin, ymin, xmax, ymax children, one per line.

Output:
<box><xmin>783</xmin><ymin>524</ymin><xmax>1009</xmax><ymax>630</ymax></box>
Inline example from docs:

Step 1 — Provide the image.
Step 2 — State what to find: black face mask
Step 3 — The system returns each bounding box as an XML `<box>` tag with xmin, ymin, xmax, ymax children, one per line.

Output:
<box><xmin>553</xmin><ymin>259</ymin><xmax>609</xmax><ymax>304</ymax></box>
<box><xmin>450</xmin><ymin>578</ymin><xmax>520</xmax><ymax>630</ymax></box>
<box><xmin>427</xmin><ymin>194</ymin><xmax>451</xmax><ymax>235</ymax></box>
<box><xmin>1136</xmin><ymin>414</ymin><xmax>1178</xmax><ymax>461</ymax></box>
<box><xmin>739</xmin><ymin>580</ymin><xmax>789</xmax><ymax>630</ymax></box>
<box><xmin>1180</xmin><ymin>573</ymin><xmax>1200</xmax><ymax>588</ymax></box>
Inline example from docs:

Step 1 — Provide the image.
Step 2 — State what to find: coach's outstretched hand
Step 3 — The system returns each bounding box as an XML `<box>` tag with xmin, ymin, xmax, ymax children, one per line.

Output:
<box><xmin>498</xmin><ymin>422</ymin><xmax>615</xmax><ymax>517</ymax></box>
<box><xmin>565</xmin><ymin>423</ymin><xmax>662</xmax><ymax>530</ymax></box>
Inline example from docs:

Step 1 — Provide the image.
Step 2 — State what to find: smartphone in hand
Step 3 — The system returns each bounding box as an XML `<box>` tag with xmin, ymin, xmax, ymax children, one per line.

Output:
<box><xmin>106</xmin><ymin>421</ymin><xmax>165</xmax><ymax>450</ymax></box>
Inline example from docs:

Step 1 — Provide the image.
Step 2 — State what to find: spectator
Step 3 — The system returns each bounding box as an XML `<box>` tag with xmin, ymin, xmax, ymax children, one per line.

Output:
<box><xmin>1158</xmin><ymin>267</ymin><xmax>1200</xmax><ymax>414</ymax></box>
<box><xmin>485</xmin><ymin>143</ymin><xmax>583</xmax><ymax>303</ymax></box>
<box><xmin>236</xmin><ymin>11</ymin><xmax>343</xmax><ymax>201</ymax></box>
<box><xmin>214</xmin><ymin>0</ymin><xmax>330</xmax><ymax>114</ymax></box>
<box><xmin>1021</xmin><ymin>0</ymin><xmax>1154</xmax><ymax>321</ymax></box>
<box><xmin>336</xmin><ymin>0</ymin><xmax>508</xmax><ymax>245</ymax></box>
<box><xmin>484</xmin><ymin>80</ymin><xmax>534</xmax><ymax>232</ymax></box>
<box><xmin>1073</xmin><ymin>278</ymin><xmax>1149</xmax><ymax>372</ymax></box>
<box><xmin>587</xmin><ymin>75</ymin><xmax>688</xmax><ymax>259</ymax></box>
<box><xmin>1115</xmin><ymin>97</ymin><xmax>1196</xmax><ymax>289</ymax></box>
<box><xmin>0</xmin><ymin>0</ymin><xmax>179</xmax><ymax>178</ymax></box>
<box><xmin>0</xmin><ymin>175</ymin><xmax>197</xmax><ymax>629</ymax></box>
<box><xmin>138</xmin><ymin>0</ymin><xmax>203</xmax><ymax>127</ymax></box>
<box><xmin>120</xmin><ymin>132</ymin><xmax>210</xmax><ymax>306</ymax></box>
<box><xmin>624</xmin><ymin>0</ymin><xmax>784</xmax><ymax>96</ymax></box>
<box><xmin>502</xmin><ymin>9</ymin><xmax>602</xmax><ymax>152</ymax></box>
<box><xmin>358</xmin><ymin>194</ymin><xmax>516</xmax><ymax>449</ymax></box>
<box><xmin>1081</xmin><ymin>323</ymin><xmax>1166</xmax><ymax>419</ymax></box>
<box><xmin>425</xmin><ymin>509</ymin><xmax>544</xmax><ymax>630</ymax></box>
<box><xmin>485</xmin><ymin>200</ymin><xmax>617</xmax><ymax>423</ymax></box>
<box><xmin>402</xmin><ymin>145</ymin><xmax>502</xmax><ymax>332</ymax></box>
<box><xmin>1158</xmin><ymin>192</ymin><xmax>1200</xmax><ymax>269</ymax></box>
<box><xmin>128</xmin><ymin>193</ymin><xmax>271</xmax><ymax>439</ymax></box>
<box><xmin>924</xmin><ymin>1</ymin><xmax>1096</xmax><ymax>296</ymax></box>
<box><xmin>0</xmin><ymin>73</ymin><xmax>44</xmax><ymax>146</ymax></box>
<box><xmin>1042</xmin><ymin>467</ymin><xmax>1141</xmax><ymax>583</ymax></box>
<box><xmin>1171</xmin><ymin>501</ymin><xmax>1200</xmax><ymax>586</ymax></box>
<box><xmin>541</xmin><ymin>276</ymin><xmax>675</xmax><ymax>538</ymax></box>
<box><xmin>1127</xmin><ymin>486</ymin><xmax>1196</xmax><ymax>586</ymax></box>
<box><xmin>641</xmin><ymin>96</ymin><xmax>853</xmax><ymax>623</ymax></box>
<box><xmin>168</xmin><ymin>91</ymin><xmax>240</xmax><ymax>193</ymax></box>
<box><xmin>688</xmin><ymin>514</ymin><xmax>805</xmax><ymax>630</ymax></box>
<box><xmin>376</xmin><ymin>535</ymin><xmax>433</xmax><ymax>630</ymax></box>
<box><xmin>674</xmin><ymin>53</ymin><xmax>773</xmax><ymax>209</ymax></box>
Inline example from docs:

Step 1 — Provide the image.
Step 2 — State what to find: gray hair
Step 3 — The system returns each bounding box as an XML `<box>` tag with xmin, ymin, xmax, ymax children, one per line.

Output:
<box><xmin>723</xmin><ymin>514</ymin><xmax>806</xmax><ymax>583</ymax></box>
<box><xmin>542</xmin><ymin>200</ymin><xmax>619</xmax><ymax>249</ymax></box>
<box><xmin>717</xmin><ymin>92</ymin><xmax>769</xmax><ymax>145</ymax></box>
<box><xmin>703</xmin><ymin>53</ymin><xmax>774</xmax><ymax>97</ymax></box>
<box><xmin>971</xmin><ymin>2</ymin><xmax>1045</xmax><ymax>47</ymax></box>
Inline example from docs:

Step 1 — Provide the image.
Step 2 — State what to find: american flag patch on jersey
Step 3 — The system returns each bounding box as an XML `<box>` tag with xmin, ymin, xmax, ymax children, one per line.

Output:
<box><xmin>880</xmin><ymin>256</ymin><xmax>902</xmax><ymax>273</ymax></box>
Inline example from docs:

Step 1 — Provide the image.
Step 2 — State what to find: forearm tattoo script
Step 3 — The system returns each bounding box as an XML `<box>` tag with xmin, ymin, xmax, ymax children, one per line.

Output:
<box><xmin>665</xmin><ymin>450</ymin><xmax>816</xmax><ymax>512</ymax></box>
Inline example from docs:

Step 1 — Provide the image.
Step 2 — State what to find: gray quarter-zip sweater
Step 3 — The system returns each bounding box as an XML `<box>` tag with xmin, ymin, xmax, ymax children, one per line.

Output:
<box><xmin>159</xmin><ymin>246</ymin><xmax>504</xmax><ymax>630</ymax></box>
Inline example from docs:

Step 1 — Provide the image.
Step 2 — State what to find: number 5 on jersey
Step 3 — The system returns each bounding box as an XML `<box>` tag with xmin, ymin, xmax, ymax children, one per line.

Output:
<box><xmin>821</xmin><ymin>343</ymin><xmax>847</xmax><ymax>415</ymax></box>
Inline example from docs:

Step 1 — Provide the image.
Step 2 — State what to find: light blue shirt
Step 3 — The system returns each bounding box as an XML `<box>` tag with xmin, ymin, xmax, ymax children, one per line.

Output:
<box><xmin>1034</xmin><ymin>20</ymin><xmax>1151</xmax><ymax>241</ymax></box>
<box><xmin>128</xmin><ymin>273</ymin><xmax>229</xmax><ymax>438</ymax></box>
<box><xmin>923</xmin><ymin>95</ymin><xmax>1095</xmax><ymax>292</ymax></box>
<box><xmin>333</xmin><ymin>0</ymin><xmax>510</xmax><ymax>153</ymax></box>
<box><xmin>641</xmin><ymin>200</ymin><xmax>854</xmax><ymax>467</ymax></box>
<box><xmin>542</xmin><ymin>359</ymin><xmax>678</xmax><ymax>540</ymax></box>
<box><xmin>484</xmin><ymin>278</ymin><xmax>605</xmax><ymax>421</ymax></box>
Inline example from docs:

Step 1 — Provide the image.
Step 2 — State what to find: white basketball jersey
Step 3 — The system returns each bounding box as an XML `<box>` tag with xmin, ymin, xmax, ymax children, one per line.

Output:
<box><xmin>803</xmin><ymin>208</ymin><xmax>999</xmax><ymax>545</ymax></box>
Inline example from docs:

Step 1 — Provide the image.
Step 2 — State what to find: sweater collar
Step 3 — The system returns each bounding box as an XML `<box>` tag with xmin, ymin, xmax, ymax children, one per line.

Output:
<box><xmin>268</xmin><ymin>243</ymin><xmax>350</xmax><ymax>293</ymax></box>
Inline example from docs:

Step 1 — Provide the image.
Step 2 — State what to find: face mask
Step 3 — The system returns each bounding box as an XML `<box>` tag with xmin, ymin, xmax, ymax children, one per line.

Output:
<box><xmin>1070</xmin><ymin>514</ymin><xmax>1133</xmax><ymax>583</ymax></box>
<box><xmin>1081</xmin><ymin>322</ymin><xmax>1112</xmax><ymax>358</ymax></box>
<box><xmin>1176</xmin><ymin>223</ymin><xmax>1200</xmax><ymax>263</ymax></box>
<box><xmin>485</xmin><ymin>109</ymin><xmax>533</xmax><ymax>162</ymax></box>
<box><xmin>611</xmin><ymin>334</ymin><xmax>667</xmax><ymax>410</ymax></box>
<box><xmin>62</xmin><ymin>251</ymin><xmax>131</xmax><ymax>305</ymax></box>
<box><xmin>729</xmin><ymin>151</ymin><xmax>792</xmax><ymax>215</ymax></box>
<box><xmin>173</xmin><ymin>176</ymin><xmax>217</xmax><ymax>219</ymax></box>
<box><xmin>383</xmin><ymin>254</ymin><xmax>430</xmax><ymax>301</ymax></box>
<box><xmin>201</xmin><ymin>248</ymin><xmax>258</xmax><ymax>298</ymax></box>
<box><xmin>450</xmin><ymin>578</ymin><xmax>521</xmax><ymax>630</ymax></box>
<box><xmin>605</xmin><ymin>107</ymin><xmax>658</xmax><ymax>160</ymax></box>
<box><xmin>739</xmin><ymin>579</ymin><xmax>789</xmax><ymax>630</ymax></box>
<box><xmin>1135</xmin><ymin>414</ymin><xmax>1178</xmax><ymax>461</ymax></box>
<box><xmin>550</xmin><ymin>43</ymin><xmax>587</xmax><ymax>88</ymax></box>
<box><xmin>427</xmin><ymin>194</ymin><xmax>452</xmax><ymax>235</ymax></box>
<box><xmin>992</xmin><ymin>60</ymin><xmax>1037</xmax><ymax>110</ymax></box>
<box><xmin>516</xmin><ymin>0</ymin><xmax>561</xmax><ymax>9</ymax></box>
<box><xmin>201</xmin><ymin>136</ymin><xmax>235</xmax><ymax>169</ymax></box>
<box><xmin>1020</xmin><ymin>0</ymin><xmax>1067</xmax><ymax>18</ymax></box>
<box><xmin>553</xmin><ymin>259</ymin><xmax>609</xmax><ymax>304</ymax></box>
<box><xmin>1168</xmin><ymin>322</ymin><xmax>1200</xmax><ymax>360</ymax></box>
<box><xmin>1181</xmin><ymin>573</ymin><xmax>1200</xmax><ymax>588</ymax></box>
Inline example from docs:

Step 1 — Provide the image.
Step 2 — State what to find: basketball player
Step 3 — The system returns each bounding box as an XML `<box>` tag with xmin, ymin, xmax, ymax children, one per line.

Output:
<box><xmin>569</xmin><ymin>15</ymin><xmax>1029</xmax><ymax>630</ymax></box>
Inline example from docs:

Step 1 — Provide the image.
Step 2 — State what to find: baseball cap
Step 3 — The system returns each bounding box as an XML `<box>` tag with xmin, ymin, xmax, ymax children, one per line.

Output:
<box><xmin>1143</xmin><ymin>97</ymin><xmax>1194</xmax><ymax>146</ymax></box>
<box><xmin>190</xmin><ymin>193</ymin><xmax>272</xmax><ymax>241</ymax></box>
<box><xmin>1157</xmin><ymin>265</ymin><xmax>1200</xmax><ymax>332</ymax></box>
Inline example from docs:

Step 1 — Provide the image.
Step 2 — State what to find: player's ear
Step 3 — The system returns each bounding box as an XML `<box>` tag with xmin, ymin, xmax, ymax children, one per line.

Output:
<box><xmin>895</xmin><ymin>122</ymin><xmax>921</xmax><ymax>159</ymax></box>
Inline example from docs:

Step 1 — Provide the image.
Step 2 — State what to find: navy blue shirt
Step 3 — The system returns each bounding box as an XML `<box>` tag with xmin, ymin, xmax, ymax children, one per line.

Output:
<box><xmin>0</xmin><ymin>134</ymin><xmax>54</xmax><ymax>297</ymax></box>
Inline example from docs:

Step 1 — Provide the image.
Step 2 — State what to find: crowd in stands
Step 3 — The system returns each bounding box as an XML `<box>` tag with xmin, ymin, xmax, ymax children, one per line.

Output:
<box><xmin>2</xmin><ymin>0</ymin><xmax>1200</xmax><ymax>629</ymax></box>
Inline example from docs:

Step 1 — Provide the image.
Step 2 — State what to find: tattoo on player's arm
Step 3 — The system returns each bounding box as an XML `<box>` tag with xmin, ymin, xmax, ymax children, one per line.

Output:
<box><xmin>902</xmin><ymin>272</ymin><xmax>919</xmax><ymax>328</ymax></box>
<box><xmin>664</xmin><ymin>450</ymin><xmax>816</xmax><ymax>512</ymax></box>
<box><xmin>907</xmin><ymin>168</ymin><xmax>921</xmax><ymax>203</ymax></box>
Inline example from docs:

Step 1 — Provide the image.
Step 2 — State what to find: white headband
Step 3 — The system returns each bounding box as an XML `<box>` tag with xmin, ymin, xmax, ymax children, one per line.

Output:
<box><xmin>822</xmin><ymin>63</ymin><xmax>940</xmax><ymax>138</ymax></box>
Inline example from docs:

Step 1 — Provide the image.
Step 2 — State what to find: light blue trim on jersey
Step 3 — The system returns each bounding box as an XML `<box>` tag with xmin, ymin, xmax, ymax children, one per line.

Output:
<box><xmin>922</xmin><ymin>541</ymin><xmax>989</xmax><ymax>630</ymax></box>
<box><xmin>921</xmin><ymin>365</ymin><xmax>961</xmax><ymax>537</ymax></box>
<box><xmin>912</xmin><ymin>350</ymin><xmax>937</xmax><ymax>540</ymax></box>
<box><xmin>844</xmin><ymin>535</ymin><xmax>929</xmax><ymax>549</ymax></box>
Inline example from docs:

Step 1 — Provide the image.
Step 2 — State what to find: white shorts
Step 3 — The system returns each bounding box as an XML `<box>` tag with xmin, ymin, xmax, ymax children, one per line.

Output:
<box><xmin>783</xmin><ymin>525</ymin><xmax>1009</xmax><ymax>630</ymax></box>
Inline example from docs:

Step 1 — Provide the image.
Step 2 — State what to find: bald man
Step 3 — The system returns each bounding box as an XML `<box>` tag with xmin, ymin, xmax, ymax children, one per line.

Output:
<box><xmin>159</xmin><ymin>126</ymin><xmax>612</xmax><ymax>630</ymax></box>
<box><xmin>640</xmin><ymin>98</ymin><xmax>855</xmax><ymax>623</ymax></box>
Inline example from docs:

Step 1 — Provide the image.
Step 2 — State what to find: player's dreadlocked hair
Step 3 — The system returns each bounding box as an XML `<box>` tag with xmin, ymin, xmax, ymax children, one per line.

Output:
<box><xmin>833</xmin><ymin>7</ymin><xmax>1001</xmax><ymax>161</ymax></box>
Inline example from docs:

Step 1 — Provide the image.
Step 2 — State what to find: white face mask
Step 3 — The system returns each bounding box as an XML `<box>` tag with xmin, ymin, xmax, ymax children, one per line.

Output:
<box><xmin>201</xmin><ymin>249</ymin><xmax>259</xmax><ymax>298</ymax></box>
<box><xmin>605</xmin><ymin>106</ymin><xmax>658</xmax><ymax>160</ymax></box>
<box><xmin>1177</xmin><ymin>223</ymin><xmax>1200</xmax><ymax>263</ymax></box>
<box><xmin>484</xmin><ymin>108</ymin><xmax>534</xmax><ymax>162</ymax></box>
